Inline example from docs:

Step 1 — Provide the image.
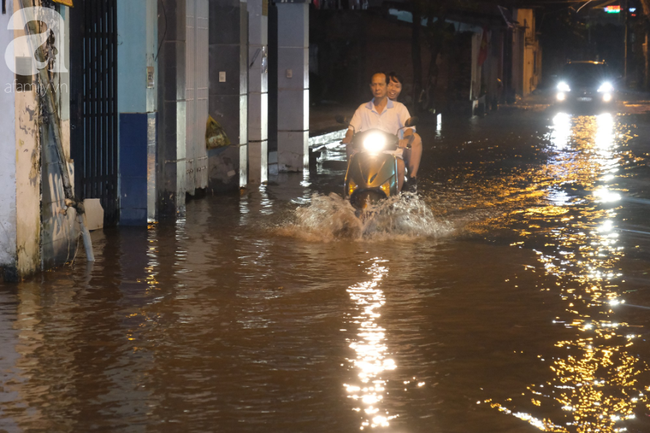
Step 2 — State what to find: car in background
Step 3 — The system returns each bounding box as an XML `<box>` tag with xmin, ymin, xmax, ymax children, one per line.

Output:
<box><xmin>555</xmin><ymin>61</ymin><xmax>617</xmax><ymax>106</ymax></box>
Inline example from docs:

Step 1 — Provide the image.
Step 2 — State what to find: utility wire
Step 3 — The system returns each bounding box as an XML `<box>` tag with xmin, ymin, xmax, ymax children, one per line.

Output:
<box><xmin>155</xmin><ymin>0</ymin><xmax>167</xmax><ymax>61</ymax></box>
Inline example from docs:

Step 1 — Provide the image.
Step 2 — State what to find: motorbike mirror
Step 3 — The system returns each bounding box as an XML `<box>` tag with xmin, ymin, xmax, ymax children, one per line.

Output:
<box><xmin>334</xmin><ymin>115</ymin><xmax>348</xmax><ymax>124</ymax></box>
<box><xmin>405</xmin><ymin>117</ymin><xmax>419</xmax><ymax>127</ymax></box>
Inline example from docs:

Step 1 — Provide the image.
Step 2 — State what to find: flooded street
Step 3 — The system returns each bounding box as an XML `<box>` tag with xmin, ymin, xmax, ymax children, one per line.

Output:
<box><xmin>4</xmin><ymin>97</ymin><xmax>650</xmax><ymax>432</ymax></box>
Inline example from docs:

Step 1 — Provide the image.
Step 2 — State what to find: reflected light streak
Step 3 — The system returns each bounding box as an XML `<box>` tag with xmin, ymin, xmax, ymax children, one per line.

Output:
<box><xmin>597</xmin><ymin>220</ymin><xmax>614</xmax><ymax>233</ymax></box>
<box><xmin>345</xmin><ymin>259</ymin><xmax>397</xmax><ymax>430</ymax></box>
<box><xmin>551</xmin><ymin>113</ymin><xmax>572</xmax><ymax>149</ymax></box>
<box><xmin>489</xmin><ymin>113</ymin><xmax>650</xmax><ymax>431</ymax></box>
<box><xmin>594</xmin><ymin>186</ymin><xmax>622</xmax><ymax>203</ymax></box>
<box><xmin>595</xmin><ymin>113</ymin><xmax>615</xmax><ymax>149</ymax></box>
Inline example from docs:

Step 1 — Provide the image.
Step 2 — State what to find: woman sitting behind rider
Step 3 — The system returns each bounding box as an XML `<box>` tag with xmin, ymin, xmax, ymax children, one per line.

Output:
<box><xmin>387</xmin><ymin>72</ymin><xmax>422</xmax><ymax>192</ymax></box>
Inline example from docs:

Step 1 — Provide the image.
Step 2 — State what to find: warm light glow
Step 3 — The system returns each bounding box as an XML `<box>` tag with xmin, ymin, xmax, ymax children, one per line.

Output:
<box><xmin>487</xmin><ymin>111</ymin><xmax>650</xmax><ymax>431</ymax></box>
<box><xmin>345</xmin><ymin>259</ymin><xmax>398</xmax><ymax>429</ymax></box>
<box><xmin>363</xmin><ymin>133</ymin><xmax>387</xmax><ymax>153</ymax></box>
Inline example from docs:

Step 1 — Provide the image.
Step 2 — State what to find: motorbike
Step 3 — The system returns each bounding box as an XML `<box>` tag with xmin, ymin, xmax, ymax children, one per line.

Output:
<box><xmin>337</xmin><ymin>116</ymin><xmax>418</xmax><ymax>213</ymax></box>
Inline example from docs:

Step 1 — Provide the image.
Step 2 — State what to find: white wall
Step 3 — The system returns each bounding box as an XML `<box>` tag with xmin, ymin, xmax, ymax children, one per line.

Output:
<box><xmin>185</xmin><ymin>0</ymin><xmax>209</xmax><ymax>195</ymax></box>
<box><xmin>4</xmin><ymin>0</ymin><xmax>42</xmax><ymax>276</ymax></box>
<box><xmin>248</xmin><ymin>0</ymin><xmax>268</xmax><ymax>184</ymax></box>
<box><xmin>0</xmin><ymin>4</ymin><xmax>17</xmax><ymax>272</ymax></box>
<box><xmin>15</xmin><ymin>87</ymin><xmax>41</xmax><ymax>275</ymax></box>
<box><xmin>514</xmin><ymin>9</ymin><xmax>540</xmax><ymax>97</ymax></box>
<box><xmin>276</xmin><ymin>2</ymin><xmax>309</xmax><ymax>172</ymax></box>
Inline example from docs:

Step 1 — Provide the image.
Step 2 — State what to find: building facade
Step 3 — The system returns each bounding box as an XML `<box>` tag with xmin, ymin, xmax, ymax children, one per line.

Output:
<box><xmin>0</xmin><ymin>0</ymin><xmax>310</xmax><ymax>280</ymax></box>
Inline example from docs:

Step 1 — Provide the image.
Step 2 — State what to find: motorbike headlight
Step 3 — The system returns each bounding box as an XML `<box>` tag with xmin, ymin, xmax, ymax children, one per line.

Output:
<box><xmin>557</xmin><ymin>81</ymin><xmax>570</xmax><ymax>92</ymax></box>
<box><xmin>598</xmin><ymin>82</ymin><xmax>613</xmax><ymax>93</ymax></box>
<box><xmin>363</xmin><ymin>133</ymin><xmax>386</xmax><ymax>153</ymax></box>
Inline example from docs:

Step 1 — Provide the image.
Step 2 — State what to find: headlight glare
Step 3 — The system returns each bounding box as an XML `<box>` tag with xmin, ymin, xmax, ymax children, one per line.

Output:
<box><xmin>598</xmin><ymin>82</ymin><xmax>614</xmax><ymax>93</ymax></box>
<box><xmin>363</xmin><ymin>133</ymin><xmax>386</xmax><ymax>153</ymax></box>
<box><xmin>557</xmin><ymin>81</ymin><xmax>570</xmax><ymax>92</ymax></box>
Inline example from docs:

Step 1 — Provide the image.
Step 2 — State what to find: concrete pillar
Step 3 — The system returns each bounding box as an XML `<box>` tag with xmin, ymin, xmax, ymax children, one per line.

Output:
<box><xmin>117</xmin><ymin>0</ymin><xmax>158</xmax><ymax>225</ymax></box>
<box><xmin>248</xmin><ymin>0</ymin><xmax>268</xmax><ymax>184</ymax></box>
<box><xmin>208</xmin><ymin>0</ymin><xmax>248</xmax><ymax>191</ymax></box>
<box><xmin>276</xmin><ymin>1</ymin><xmax>309</xmax><ymax>172</ymax></box>
<box><xmin>0</xmin><ymin>5</ymin><xmax>19</xmax><ymax>280</ymax></box>
<box><xmin>0</xmin><ymin>2</ymin><xmax>85</xmax><ymax>278</ymax></box>
<box><xmin>185</xmin><ymin>0</ymin><xmax>209</xmax><ymax>196</ymax></box>
<box><xmin>157</xmin><ymin>0</ymin><xmax>187</xmax><ymax>218</ymax></box>
<box><xmin>1</xmin><ymin>1</ymin><xmax>75</xmax><ymax>279</ymax></box>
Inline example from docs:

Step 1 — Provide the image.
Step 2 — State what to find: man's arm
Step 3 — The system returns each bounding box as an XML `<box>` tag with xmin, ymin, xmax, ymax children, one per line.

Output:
<box><xmin>398</xmin><ymin>104</ymin><xmax>414</xmax><ymax>146</ymax></box>
<box><xmin>342</xmin><ymin>106</ymin><xmax>363</xmax><ymax>145</ymax></box>
<box><xmin>341</xmin><ymin>127</ymin><xmax>354</xmax><ymax>144</ymax></box>
<box><xmin>399</xmin><ymin>128</ymin><xmax>414</xmax><ymax>148</ymax></box>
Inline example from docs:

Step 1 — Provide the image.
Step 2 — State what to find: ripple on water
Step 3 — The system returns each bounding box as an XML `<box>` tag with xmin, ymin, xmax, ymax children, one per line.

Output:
<box><xmin>276</xmin><ymin>193</ymin><xmax>454</xmax><ymax>242</ymax></box>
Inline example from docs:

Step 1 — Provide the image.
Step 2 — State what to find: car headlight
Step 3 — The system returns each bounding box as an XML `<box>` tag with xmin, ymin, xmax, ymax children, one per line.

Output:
<box><xmin>557</xmin><ymin>81</ymin><xmax>570</xmax><ymax>92</ymax></box>
<box><xmin>598</xmin><ymin>82</ymin><xmax>613</xmax><ymax>93</ymax></box>
<box><xmin>363</xmin><ymin>133</ymin><xmax>386</xmax><ymax>153</ymax></box>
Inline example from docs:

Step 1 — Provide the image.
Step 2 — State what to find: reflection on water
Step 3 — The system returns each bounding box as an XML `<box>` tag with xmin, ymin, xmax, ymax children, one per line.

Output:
<box><xmin>344</xmin><ymin>258</ymin><xmax>396</xmax><ymax>429</ymax></box>
<box><xmin>3</xmin><ymin>108</ymin><xmax>650</xmax><ymax>432</ymax></box>
<box><xmin>487</xmin><ymin>113</ymin><xmax>650</xmax><ymax>432</ymax></box>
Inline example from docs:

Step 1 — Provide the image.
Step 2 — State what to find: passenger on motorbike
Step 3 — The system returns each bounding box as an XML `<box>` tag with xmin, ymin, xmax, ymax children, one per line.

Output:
<box><xmin>342</xmin><ymin>72</ymin><xmax>415</xmax><ymax>192</ymax></box>
<box><xmin>387</xmin><ymin>72</ymin><xmax>422</xmax><ymax>192</ymax></box>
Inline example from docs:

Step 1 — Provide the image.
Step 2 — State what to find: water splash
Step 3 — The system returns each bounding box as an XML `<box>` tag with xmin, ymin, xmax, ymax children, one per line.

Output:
<box><xmin>278</xmin><ymin>193</ymin><xmax>453</xmax><ymax>242</ymax></box>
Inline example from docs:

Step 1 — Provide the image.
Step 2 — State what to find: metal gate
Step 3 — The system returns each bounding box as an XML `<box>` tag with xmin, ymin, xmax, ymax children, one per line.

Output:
<box><xmin>69</xmin><ymin>0</ymin><xmax>118</xmax><ymax>224</ymax></box>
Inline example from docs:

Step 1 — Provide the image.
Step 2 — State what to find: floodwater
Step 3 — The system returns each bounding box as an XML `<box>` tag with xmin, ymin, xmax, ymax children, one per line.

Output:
<box><xmin>4</xmin><ymin>98</ymin><xmax>650</xmax><ymax>433</ymax></box>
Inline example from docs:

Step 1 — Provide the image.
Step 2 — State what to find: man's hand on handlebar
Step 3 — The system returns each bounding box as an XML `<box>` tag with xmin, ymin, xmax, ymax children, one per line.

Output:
<box><xmin>398</xmin><ymin>134</ymin><xmax>414</xmax><ymax>149</ymax></box>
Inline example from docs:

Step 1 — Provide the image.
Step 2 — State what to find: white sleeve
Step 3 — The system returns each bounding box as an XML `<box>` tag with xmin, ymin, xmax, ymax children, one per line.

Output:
<box><xmin>349</xmin><ymin>105</ymin><xmax>363</xmax><ymax>133</ymax></box>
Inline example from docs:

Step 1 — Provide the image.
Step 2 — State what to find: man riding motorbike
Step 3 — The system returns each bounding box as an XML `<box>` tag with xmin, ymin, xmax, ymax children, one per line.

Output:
<box><xmin>342</xmin><ymin>72</ymin><xmax>415</xmax><ymax>192</ymax></box>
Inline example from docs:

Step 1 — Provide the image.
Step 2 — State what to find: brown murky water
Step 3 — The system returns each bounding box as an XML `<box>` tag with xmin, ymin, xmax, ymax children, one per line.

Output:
<box><xmin>3</xmin><ymin>100</ymin><xmax>650</xmax><ymax>432</ymax></box>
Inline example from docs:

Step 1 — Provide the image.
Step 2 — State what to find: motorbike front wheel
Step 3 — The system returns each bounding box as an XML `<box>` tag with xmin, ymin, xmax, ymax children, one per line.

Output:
<box><xmin>350</xmin><ymin>190</ymin><xmax>386</xmax><ymax>211</ymax></box>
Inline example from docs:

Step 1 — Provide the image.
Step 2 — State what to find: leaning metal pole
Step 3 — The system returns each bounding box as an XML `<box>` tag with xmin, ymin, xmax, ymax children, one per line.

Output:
<box><xmin>19</xmin><ymin>0</ymin><xmax>95</xmax><ymax>262</ymax></box>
